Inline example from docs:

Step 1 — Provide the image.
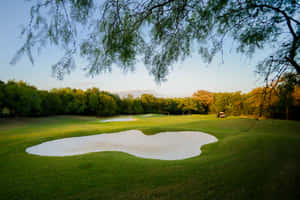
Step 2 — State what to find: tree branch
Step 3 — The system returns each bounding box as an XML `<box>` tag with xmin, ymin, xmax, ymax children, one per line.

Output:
<box><xmin>252</xmin><ymin>4</ymin><xmax>298</xmax><ymax>39</ymax></box>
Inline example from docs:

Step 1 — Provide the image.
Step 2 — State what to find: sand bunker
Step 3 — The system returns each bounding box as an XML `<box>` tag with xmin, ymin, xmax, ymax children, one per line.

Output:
<box><xmin>142</xmin><ymin>114</ymin><xmax>152</xmax><ymax>117</ymax></box>
<box><xmin>26</xmin><ymin>130</ymin><xmax>217</xmax><ymax>160</ymax></box>
<box><xmin>100</xmin><ymin>117</ymin><xmax>136</xmax><ymax>122</ymax></box>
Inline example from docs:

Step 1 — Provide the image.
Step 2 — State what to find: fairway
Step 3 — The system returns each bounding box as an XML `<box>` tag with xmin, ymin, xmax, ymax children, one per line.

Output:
<box><xmin>1</xmin><ymin>115</ymin><xmax>300</xmax><ymax>199</ymax></box>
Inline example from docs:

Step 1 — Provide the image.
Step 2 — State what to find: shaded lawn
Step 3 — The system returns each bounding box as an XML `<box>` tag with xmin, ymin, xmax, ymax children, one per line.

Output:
<box><xmin>0</xmin><ymin>115</ymin><xmax>300</xmax><ymax>200</ymax></box>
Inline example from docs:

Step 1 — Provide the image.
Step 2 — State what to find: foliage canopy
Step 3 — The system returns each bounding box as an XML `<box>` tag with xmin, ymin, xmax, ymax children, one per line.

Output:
<box><xmin>1</xmin><ymin>79</ymin><xmax>300</xmax><ymax>119</ymax></box>
<box><xmin>13</xmin><ymin>0</ymin><xmax>300</xmax><ymax>82</ymax></box>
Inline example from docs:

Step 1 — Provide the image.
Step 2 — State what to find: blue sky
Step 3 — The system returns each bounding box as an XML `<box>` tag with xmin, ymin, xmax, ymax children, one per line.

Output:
<box><xmin>0</xmin><ymin>1</ymin><xmax>266</xmax><ymax>97</ymax></box>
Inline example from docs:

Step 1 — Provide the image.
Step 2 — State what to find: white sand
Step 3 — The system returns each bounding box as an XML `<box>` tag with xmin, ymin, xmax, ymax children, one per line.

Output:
<box><xmin>142</xmin><ymin>114</ymin><xmax>152</xmax><ymax>117</ymax></box>
<box><xmin>100</xmin><ymin>117</ymin><xmax>136</xmax><ymax>122</ymax></box>
<box><xmin>26</xmin><ymin>130</ymin><xmax>218</xmax><ymax>160</ymax></box>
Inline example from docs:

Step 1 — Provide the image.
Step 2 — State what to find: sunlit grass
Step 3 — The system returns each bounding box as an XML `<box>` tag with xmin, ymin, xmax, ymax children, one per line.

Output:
<box><xmin>0</xmin><ymin>115</ymin><xmax>299</xmax><ymax>200</ymax></box>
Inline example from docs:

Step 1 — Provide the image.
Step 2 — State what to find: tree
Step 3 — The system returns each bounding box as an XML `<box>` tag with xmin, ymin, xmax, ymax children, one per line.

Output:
<box><xmin>13</xmin><ymin>0</ymin><xmax>299</xmax><ymax>82</ymax></box>
<box><xmin>121</xmin><ymin>95</ymin><xmax>134</xmax><ymax>114</ymax></box>
<box><xmin>2</xmin><ymin>79</ymin><xmax>300</xmax><ymax>119</ymax></box>
<box><xmin>70</xmin><ymin>89</ymin><xmax>87</xmax><ymax>114</ymax></box>
<box><xmin>246</xmin><ymin>87</ymin><xmax>280</xmax><ymax>117</ymax></box>
<box><xmin>193</xmin><ymin>90</ymin><xmax>214</xmax><ymax>113</ymax></box>
<box><xmin>277</xmin><ymin>73</ymin><xmax>300</xmax><ymax>119</ymax></box>
<box><xmin>231</xmin><ymin>92</ymin><xmax>243</xmax><ymax>116</ymax></box>
<box><xmin>165</xmin><ymin>98</ymin><xmax>181</xmax><ymax>114</ymax></box>
<box><xmin>132</xmin><ymin>99</ymin><xmax>144</xmax><ymax>114</ymax></box>
<box><xmin>4</xmin><ymin>81</ymin><xmax>41</xmax><ymax>116</ymax></box>
<box><xmin>39</xmin><ymin>90</ymin><xmax>63</xmax><ymax>115</ymax></box>
<box><xmin>0</xmin><ymin>81</ymin><xmax>4</xmax><ymax>113</ymax></box>
<box><xmin>292</xmin><ymin>86</ymin><xmax>300</xmax><ymax>106</ymax></box>
<box><xmin>141</xmin><ymin>94</ymin><xmax>156</xmax><ymax>113</ymax></box>
<box><xmin>86</xmin><ymin>87</ymin><xmax>100</xmax><ymax>114</ymax></box>
<box><xmin>212</xmin><ymin>92</ymin><xmax>245</xmax><ymax>115</ymax></box>
<box><xmin>109</xmin><ymin>93</ymin><xmax>122</xmax><ymax>114</ymax></box>
<box><xmin>98</xmin><ymin>92</ymin><xmax>118</xmax><ymax>116</ymax></box>
<box><xmin>178</xmin><ymin>98</ymin><xmax>201</xmax><ymax>114</ymax></box>
<box><xmin>213</xmin><ymin>93</ymin><xmax>228</xmax><ymax>113</ymax></box>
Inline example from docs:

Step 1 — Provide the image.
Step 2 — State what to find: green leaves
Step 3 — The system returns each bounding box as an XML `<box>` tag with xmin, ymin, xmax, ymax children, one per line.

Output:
<box><xmin>14</xmin><ymin>0</ymin><xmax>300</xmax><ymax>82</ymax></box>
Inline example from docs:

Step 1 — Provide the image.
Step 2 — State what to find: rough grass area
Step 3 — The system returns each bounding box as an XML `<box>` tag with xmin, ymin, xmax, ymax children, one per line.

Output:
<box><xmin>0</xmin><ymin>115</ymin><xmax>300</xmax><ymax>200</ymax></box>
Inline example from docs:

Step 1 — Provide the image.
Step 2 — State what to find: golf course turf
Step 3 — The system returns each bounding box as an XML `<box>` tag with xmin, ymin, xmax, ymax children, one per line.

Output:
<box><xmin>0</xmin><ymin>114</ymin><xmax>300</xmax><ymax>199</ymax></box>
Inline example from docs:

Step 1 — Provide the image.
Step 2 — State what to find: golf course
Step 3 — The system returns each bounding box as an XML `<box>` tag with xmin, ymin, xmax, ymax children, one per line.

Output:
<box><xmin>1</xmin><ymin>0</ymin><xmax>300</xmax><ymax>199</ymax></box>
<box><xmin>1</xmin><ymin>114</ymin><xmax>300</xmax><ymax>199</ymax></box>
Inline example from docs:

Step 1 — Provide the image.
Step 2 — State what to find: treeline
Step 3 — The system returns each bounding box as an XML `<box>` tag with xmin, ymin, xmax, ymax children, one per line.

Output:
<box><xmin>193</xmin><ymin>73</ymin><xmax>300</xmax><ymax>120</ymax></box>
<box><xmin>0</xmin><ymin>80</ymin><xmax>206</xmax><ymax>117</ymax></box>
<box><xmin>0</xmin><ymin>73</ymin><xmax>299</xmax><ymax>120</ymax></box>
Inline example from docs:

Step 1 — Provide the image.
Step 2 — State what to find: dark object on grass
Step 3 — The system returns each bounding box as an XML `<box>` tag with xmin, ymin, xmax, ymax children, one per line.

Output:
<box><xmin>217</xmin><ymin>112</ymin><xmax>226</xmax><ymax>118</ymax></box>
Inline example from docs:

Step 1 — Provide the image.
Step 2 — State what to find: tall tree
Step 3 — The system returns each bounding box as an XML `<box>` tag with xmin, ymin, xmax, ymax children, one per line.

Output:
<box><xmin>121</xmin><ymin>95</ymin><xmax>134</xmax><ymax>114</ymax></box>
<box><xmin>98</xmin><ymin>93</ymin><xmax>118</xmax><ymax>116</ymax></box>
<box><xmin>86</xmin><ymin>87</ymin><xmax>100</xmax><ymax>114</ymax></box>
<box><xmin>4</xmin><ymin>81</ymin><xmax>41</xmax><ymax>116</ymax></box>
<box><xmin>141</xmin><ymin>94</ymin><xmax>156</xmax><ymax>113</ymax></box>
<box><xmin>13</xmin><ymin>0</ymin><xmax>299</xmax><ymax>82</ymax></box>
<box><xmin>193</xmin><ymin>90</ymin><xmax>214</xmax><ymax>113</ymax></box>
<box><xmin>0</xmin><ymin>80</ymin><xmax>4</xmax><ymax>112</ymax></box>
<box><xmin>178</xmin><ymin>98</ymin><xmax>201</xmax><ymax>114</ymax></box>
<box><xmin>132</xmin><ymin>98</ymin><xmax>144</xmax><ymax>114</ymax></box>
<box><xmin>277</xmin><ymin>73</ymin><xmax>300</xmax><ymax>119</ymax></box>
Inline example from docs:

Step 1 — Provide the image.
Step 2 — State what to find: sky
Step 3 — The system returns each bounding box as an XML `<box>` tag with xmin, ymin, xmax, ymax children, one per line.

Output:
<box><xmin>0</xmin><ymin>1</ymin><xmax>266</xmax><ymax>97</ymax></box>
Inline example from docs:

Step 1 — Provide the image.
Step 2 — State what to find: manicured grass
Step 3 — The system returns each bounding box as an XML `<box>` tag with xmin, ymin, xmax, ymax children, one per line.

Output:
<box><xmin>0</xmin><ymin>115</ymin><xmax>300</xmax><ymax>200</ymax></box>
